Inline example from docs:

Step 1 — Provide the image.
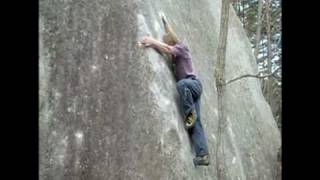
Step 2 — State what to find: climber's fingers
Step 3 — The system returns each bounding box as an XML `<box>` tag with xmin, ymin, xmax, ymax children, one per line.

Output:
<box><xmin>140</xmin><ymin>35</ymin><xmax>153</xmax><ymax>44</ymax></box>
<box><xmin>160</xmin><ymin>13</ymin><xmax>167</xmax><ymax>25</ymax></box>
<box><xmin>138</xmin><ymin>34</ymin><xmax>153</xmax><ymax>48</ymax></box>
<box><xmin>137</xmin><ymin>41</ymin><xmax>151</xmax><ymax>48</ymax></box>
<box><xmin>137</xmin><ymin>41</ymin><xmax>143</xmax><ymax>48</ymax></box>
<box><xmin>137</xmin><ymin>41</ymin><xmax>146</xmax><ymax>48</ymax></box>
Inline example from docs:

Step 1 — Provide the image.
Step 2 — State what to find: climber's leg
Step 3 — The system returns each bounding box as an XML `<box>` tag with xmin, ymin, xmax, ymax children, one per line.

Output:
<box><xmin>177</xmin><ymin>77</ymin><xmax>209</xmax><ymax>166</ymax></box>
<box><xmin>176</xmin><ymin>77</ymin><xmax>202</xmax><ymax>117</ymax></box>
<box><xmin>190</xmin><ymin>97</ymin><xmax>209</xmax><ymax>157</ymax></box>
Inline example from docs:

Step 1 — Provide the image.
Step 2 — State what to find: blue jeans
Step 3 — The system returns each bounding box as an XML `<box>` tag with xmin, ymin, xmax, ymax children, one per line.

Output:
<box><xmin>176</xmin><ymin>76</ymin><xmax>209</xmax><ymax>157</ymax></box>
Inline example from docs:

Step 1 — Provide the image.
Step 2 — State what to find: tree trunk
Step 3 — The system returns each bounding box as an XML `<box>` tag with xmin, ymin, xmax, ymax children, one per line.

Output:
<box><xmin>265</xmin><ymin>0</ymin><xmax>273</xmax><ymax>102</ymax></box>
<box><xmin>254</xmin><ymin>0</ymin><xmax>263</xmax><ymax>60</ymax></box>
<box><xmin>241</xmin><ymin>0</ymin><xmax>245</xmax><ymax>27</ymax></box>
<box><xmin>237</xmin><ymin>0</ymin><xmax>240</xmax><ymax>16</ymax></box>
<box><xmin>266</xmin><ymin>0</ymin><xmax>272</xmax><ymax>74</ymax></box>
<box><xmin>214</xmin><ymin>0</ymin><xmax>230</xmax><ymax>180</ymax></box>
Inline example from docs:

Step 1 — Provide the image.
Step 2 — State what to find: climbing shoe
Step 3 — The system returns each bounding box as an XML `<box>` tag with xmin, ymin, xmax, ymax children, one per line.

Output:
<box><xmin>185</xmin><ymin>110</ymin><xmax>197</xmax><ymax>130</ymax></box>
<box><xmin>193</xmin><ymin>154</ymin><xmax>210</xmax><ymax>166</ymax></box>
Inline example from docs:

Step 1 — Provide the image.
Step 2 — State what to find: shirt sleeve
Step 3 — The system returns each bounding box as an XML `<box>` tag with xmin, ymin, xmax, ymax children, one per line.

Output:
<box><xmin>171</xmin><ymin>44</ymin><xmax>184</xmax><ymax>58</ymax></box>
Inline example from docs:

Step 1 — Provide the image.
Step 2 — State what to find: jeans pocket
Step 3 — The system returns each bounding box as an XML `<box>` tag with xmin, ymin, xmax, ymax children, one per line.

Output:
<box><xmin>196</xmin><ymin>79</ymin><xmax>203</xmax><ymax>93</ymax></box>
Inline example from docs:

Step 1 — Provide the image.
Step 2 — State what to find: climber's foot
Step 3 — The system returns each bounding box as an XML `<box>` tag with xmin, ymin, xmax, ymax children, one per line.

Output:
<box><xmin>193</xmin><ymin>154</ymin><xmax>209</xmax><ymax>166</ymax></box>
<box><xmin>185</xmin><ymin>110</ymin><xmax>197</xmax><ymax>130</ymax></box>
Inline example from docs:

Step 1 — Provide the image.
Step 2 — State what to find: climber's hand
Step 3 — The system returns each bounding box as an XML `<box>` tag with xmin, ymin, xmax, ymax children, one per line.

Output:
<box><xmin>141</xmin><ymin>35</ymin><xmax>154</xmax><ymax>45</ymax></box>
<box><xmin>138</xmin><ymin>34</ymin><xmax>153</xmax><ymax>48</ymax></box>
<box><xmin>137</xmin><ymin>41</ymin><xmax>151</xmax><ymax>48</ymax></box>
<box><xmin>161</xmin><ymin>14</ymin><xmax>167</xmax><ymax>26</ymax></box>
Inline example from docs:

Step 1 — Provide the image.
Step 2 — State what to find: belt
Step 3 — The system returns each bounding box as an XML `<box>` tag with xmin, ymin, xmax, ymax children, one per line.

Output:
<box><xmin>186</xmin><ymin>75</ymin><xmax>197</xmax><ymax>79</ymax></box>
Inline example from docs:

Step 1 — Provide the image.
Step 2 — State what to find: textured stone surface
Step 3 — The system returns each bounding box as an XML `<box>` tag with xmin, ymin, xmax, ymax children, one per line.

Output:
<box><xmin>39</xmin><ymin>0</ymin><xmax>281</xmax><ymax>179</ymax></box>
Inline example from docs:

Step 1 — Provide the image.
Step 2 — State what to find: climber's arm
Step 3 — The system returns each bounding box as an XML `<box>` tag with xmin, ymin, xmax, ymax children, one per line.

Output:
<box><xmin>140</xmin><ymin>36</ymin><xmax>174</xmax><ymax>55</ymax></box>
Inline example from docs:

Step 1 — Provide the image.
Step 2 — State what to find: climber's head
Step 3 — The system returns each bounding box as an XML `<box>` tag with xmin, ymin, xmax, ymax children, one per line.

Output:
<box><xmin>161</xmin><ymin>16</ymin><xmax>179</xmax><ymax>45</ymax></box>
<box><xmin>162</xmin><ymin>32</ymin><xmax>179</xmax><ymax>46</ymax></box>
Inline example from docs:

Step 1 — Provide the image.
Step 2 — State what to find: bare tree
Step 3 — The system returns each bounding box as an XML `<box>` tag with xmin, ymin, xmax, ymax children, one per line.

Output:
<box><xmin>254</xmin><ymin>0</ymin><xmax>263</xmax><ymax>60</ymax></box>
<box><xmin>214</xmin><ymin>0</ymin><xmax>231</xmax><ymax>179</ymax></box>
<box><xmin>262</xmin><ymin>0</ymin><xmax>273</xmax><ymax>101</ymax></box>
<box><xmin>240</xmin><ymin>0</ymin><xmax>245</xmax><ymax>27</ymax></box>
<box><xmin>266</xmin><ymin>0</ymin><xmax>272</xmax><ymax>74</ymax></box>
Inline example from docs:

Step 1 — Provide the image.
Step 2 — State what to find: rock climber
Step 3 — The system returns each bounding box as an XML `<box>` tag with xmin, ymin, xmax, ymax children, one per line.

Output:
<box><xmin>138</xmin><ymin>15</ymin><xmax>210</xmax><ymax>166</ymax></box>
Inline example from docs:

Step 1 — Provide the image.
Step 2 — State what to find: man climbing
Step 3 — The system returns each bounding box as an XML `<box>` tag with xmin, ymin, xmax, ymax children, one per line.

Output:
<box><xmin>139</xmin><ymin>15</ymin><xmax>210</xmax><ymax>166</ymax></box>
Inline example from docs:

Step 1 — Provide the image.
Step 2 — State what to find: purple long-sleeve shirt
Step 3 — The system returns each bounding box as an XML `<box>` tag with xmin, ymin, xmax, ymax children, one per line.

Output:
<box><xmin>171</xmin><ymin>43</ymin><xmax>197</xmax><ymax>81</ymax></box>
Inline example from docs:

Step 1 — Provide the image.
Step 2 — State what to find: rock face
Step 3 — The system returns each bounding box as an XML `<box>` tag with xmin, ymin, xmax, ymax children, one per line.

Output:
<box><xmin>39</xmin><ymin>0</ymin><xmax>281</xmax><ymax>179</ymax></box>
